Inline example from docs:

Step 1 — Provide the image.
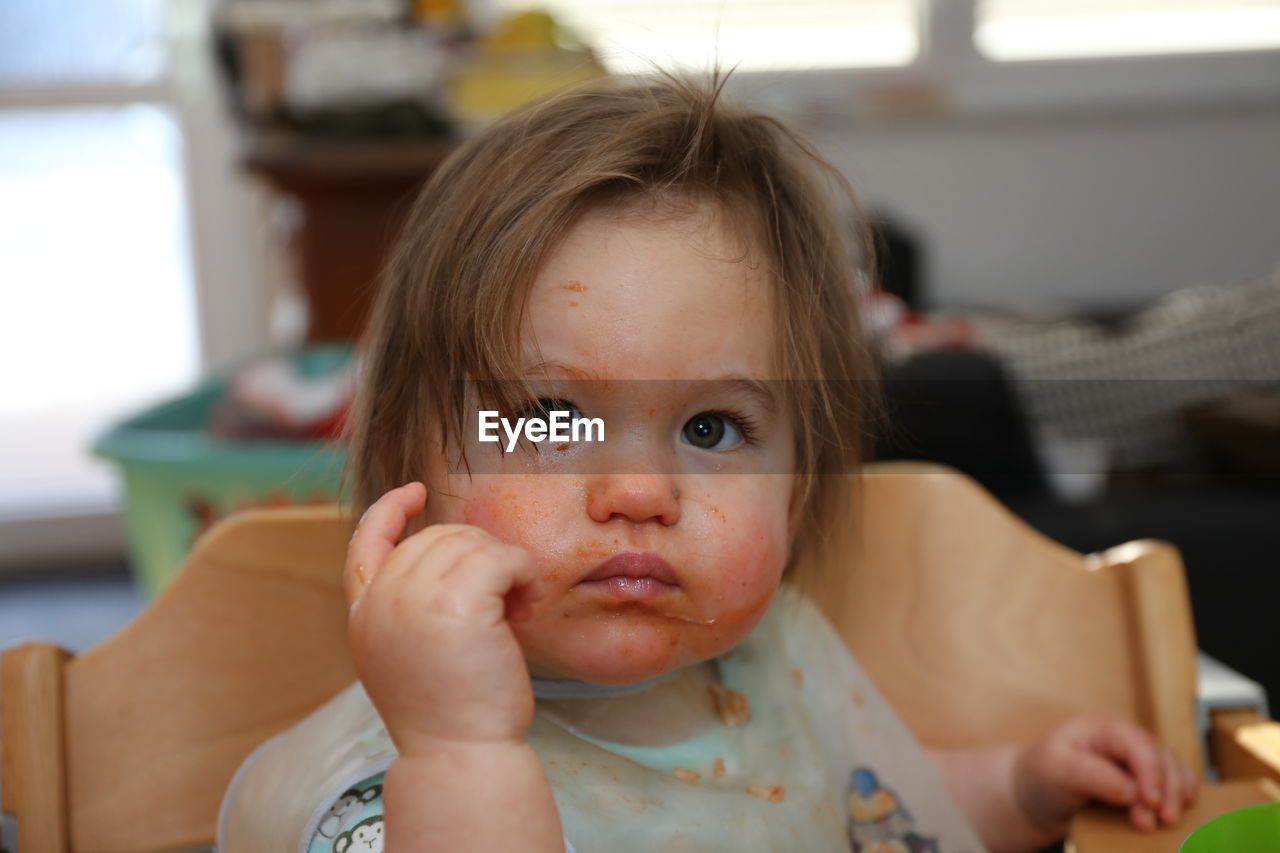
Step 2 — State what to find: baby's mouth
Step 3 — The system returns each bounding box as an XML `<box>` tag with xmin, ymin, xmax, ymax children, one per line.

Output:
<box><xmin>576</xmin><ymin>551</ymin><xmax>680</xmax><ymax>602</ymax></box>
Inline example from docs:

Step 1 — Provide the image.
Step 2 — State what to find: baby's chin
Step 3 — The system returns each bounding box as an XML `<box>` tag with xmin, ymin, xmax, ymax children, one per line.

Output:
<box><xmin>517</xmin><ymin>605</ymin><xmax>764</xmax><ymax>686</ymax></box>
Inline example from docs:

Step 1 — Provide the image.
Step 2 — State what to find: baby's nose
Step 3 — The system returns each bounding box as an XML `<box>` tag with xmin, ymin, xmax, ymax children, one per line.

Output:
<box><xmin>585</xmin><ymin>473</ymin><xmax>681</xmax><ymax>526</ymax></box>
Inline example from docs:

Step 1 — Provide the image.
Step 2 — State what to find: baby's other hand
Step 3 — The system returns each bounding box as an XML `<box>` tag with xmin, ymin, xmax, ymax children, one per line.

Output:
<box><xmin>344</xmin><ymin>482</ymin><xmax>543</xmax><ymax>758</ymax></box>
<box><xmin>1012</xmin><ymin>713</ymin><xmax>1199</xmax><ymax>836</ymax></box>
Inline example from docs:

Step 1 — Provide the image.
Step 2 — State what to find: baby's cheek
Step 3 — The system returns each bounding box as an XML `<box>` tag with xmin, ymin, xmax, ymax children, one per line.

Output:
<box><xmin>458</xmin><ymin>476</ymin><xmax>580</xmax><ymax>582</ymax></box>
<box><xmin>458</xmin><ymin>484</ymin><xmax>516</xmax><ymax>535</ymax></box>
<box><xmin>715</xmin><ymin>500</ymin><xmax>789</xmax><ymax>573</ymax></box>
<box><xmin>696</xmin><ymin>509</ymin><xmax>788</xmax><ymax>631</ymax></box>
<box><xmin>459</xmin><ymin>478</ymin><xmax>539</xmax><ymax>536</ymax></box>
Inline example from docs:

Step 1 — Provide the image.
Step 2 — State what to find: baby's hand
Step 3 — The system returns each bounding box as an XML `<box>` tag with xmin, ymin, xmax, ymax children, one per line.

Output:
<box><xmin>344</xmin><ymin>482</ymin><xmax>543</xmax><ymax>758</ymax></box>
<box><xmin>1012</xmin><ymin>713</ymin><xmax>1199</xmax><ymax>836</ymax></box>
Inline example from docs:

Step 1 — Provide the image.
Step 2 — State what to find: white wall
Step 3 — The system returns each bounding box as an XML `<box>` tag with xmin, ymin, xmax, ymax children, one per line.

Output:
<box><xmin>809</xmin><ymin>106</ymin><xmax>1280</xmax><ymax>311</ymax></box>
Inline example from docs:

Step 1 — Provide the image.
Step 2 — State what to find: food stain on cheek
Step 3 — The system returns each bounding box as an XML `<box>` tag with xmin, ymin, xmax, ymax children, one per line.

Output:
<box><xmin>559</xmin><ymin>279</ymin><xmax>588</xmax><ymax>292</ymax></box>
<box><xmin>460</xmin><ymin>487</ymin><xmax>537</xmax><ymax>541</ymax></box>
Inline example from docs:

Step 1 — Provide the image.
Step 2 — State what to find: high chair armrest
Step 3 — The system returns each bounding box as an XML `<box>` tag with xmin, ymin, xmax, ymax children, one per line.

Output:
<box><xmin>1069</xmin><ymin>778</ymin><xmax>1280</xmax><ymax>853</ymax></box>
<box><xmin>1</xmin><ymin>641</ymin><xmax>73</xmax><ymax>853</ymax></box>
<box><xmin>1209</xmin><ymin>709</ymin><xmax>1280</xmax><ymax>785</ymax></box>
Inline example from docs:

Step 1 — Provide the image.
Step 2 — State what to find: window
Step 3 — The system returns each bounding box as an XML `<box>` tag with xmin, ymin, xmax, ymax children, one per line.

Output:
<box><xmin>489</xmin><ymin>0</ymin><xmax>920</xmax><ymax>72</ymax></box>
<box><xmin>0</xmin><ymin>0</ymin><xmax>198</xmax><ymax>521</ymax></box>
<box><xmin>976</xmin><ymin>0</ymin><xmax>1280</xmax><ymax>61</ymax></box>
<box><xmin>0</xmin><ymin>0</ymin><xmax>166</xmax><ymax>83</ymax></box>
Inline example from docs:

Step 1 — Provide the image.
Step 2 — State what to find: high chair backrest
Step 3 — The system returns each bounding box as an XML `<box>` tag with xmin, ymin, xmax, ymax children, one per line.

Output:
<box><xmin>0</xmin><ymin>506</ymin><xmax>357</xmax><ymax>853</ymax></box>
<box><xmin>0</xmin><ymin>462</ymin><xmax>1202</xmax><ymax>853</ymax></box>
<box><xmin>795</xmin><ymin>461</ymin><xmax>1203</xmax><ymax>777</ymax></box>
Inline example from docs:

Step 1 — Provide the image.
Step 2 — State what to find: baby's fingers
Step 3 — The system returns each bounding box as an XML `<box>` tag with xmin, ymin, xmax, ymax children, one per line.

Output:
<box><xmin>344</xmin><ymin>482</ymin><xmax>427</xmax><ymax>608</ymax></box>
<box><xmin>1090</xmin><ymin>718</ymin><xmax>1164</xmax><ymax>811</ymax></box>
<box><xmin>414</xmin><ymin>540</ymin><xmax>540</xmax><ymax>627</ymax></box>
<box><xmin>1060</xmin><ymin>751</ymin><xmax>1138</xmax><ymax>807</ymax></box>
<box><xmin>1181</xmin><ymin>761</ymin><xmax>1200</xmax><ymax>806</ymax></box>
<box><xmin>435</xmin><ymin>543</ymin><xmax>542</xmax><ymax>625</ymax></box>
<box><xmin>1156</xmin><ymin>748</ymin><xmax>1196</xmax><ymax>826</ymax></box>
<box><xmin>1049</xmin><ymin>742</ymin><xmax>1141</xmax><ymax>809</ymax></box>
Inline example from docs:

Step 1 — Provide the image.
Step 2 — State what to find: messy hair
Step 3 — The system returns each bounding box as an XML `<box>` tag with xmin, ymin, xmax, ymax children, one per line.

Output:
<box><xmin>343</xmin><ymin>71</ymin><xmax>877</xmax><ymax>575</ymax></box>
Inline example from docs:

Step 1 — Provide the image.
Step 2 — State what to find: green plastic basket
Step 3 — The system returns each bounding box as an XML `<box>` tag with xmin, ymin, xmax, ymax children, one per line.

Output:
<box><xmin>93</xmin><ymin>346</ymin><xmax>351</xmax><ymax>598</ymax></box>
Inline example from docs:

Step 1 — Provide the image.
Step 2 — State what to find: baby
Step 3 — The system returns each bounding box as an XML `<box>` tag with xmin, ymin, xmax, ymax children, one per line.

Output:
<box><xmin>218</xmin><ymin>74</ymin><xmax>1197</xmax><ymax>853</ymax></box>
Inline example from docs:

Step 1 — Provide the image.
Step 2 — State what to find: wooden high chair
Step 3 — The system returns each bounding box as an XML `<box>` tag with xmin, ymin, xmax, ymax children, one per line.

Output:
<box><xmin>793</xmin><ymin>461</ymin><xmax>1280</xmax><ymax>851</ymax></box>
<box><xmin>2</xmin><ymin>462</ymin><xmax>1277</xmax><ymax>853</ymax></box>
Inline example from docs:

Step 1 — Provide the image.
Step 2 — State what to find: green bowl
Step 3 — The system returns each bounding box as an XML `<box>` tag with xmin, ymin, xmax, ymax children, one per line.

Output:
<box><xmin>1180</xmin><ymin>803</ymin><xmax>1280</xmax><ymax>852</ymax></box>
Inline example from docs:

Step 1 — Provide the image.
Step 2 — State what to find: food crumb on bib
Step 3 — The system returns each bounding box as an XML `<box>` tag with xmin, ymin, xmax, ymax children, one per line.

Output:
<box><xmin>745</xmin><ymin>783</ymin><xmax>785</xmax><ymax>803</ymax></box>
<box><xmin>709</xmin><ymin>684</ymin><xmax>751</xmax><ymax>726</ymax></box>
<box><xmin>712</xmin><ymin>757</ymin><xmax>726</xmax><ymax>778</ymax></box>
<box><xmin>790</xmin><ymin>667</ymin><xmax>804</xmax><ymax>688</ymax></box>
<box><xmin>672</xmin><ymin>767</ymin><xmax>701</xmax><ymax>783</ymax></box>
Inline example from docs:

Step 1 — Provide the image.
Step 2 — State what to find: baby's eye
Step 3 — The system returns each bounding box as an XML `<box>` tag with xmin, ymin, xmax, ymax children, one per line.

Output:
<box><xmin>681</xmin><ymin>412</ymin><xmax>744</xmax><ymax>451</ymax></box>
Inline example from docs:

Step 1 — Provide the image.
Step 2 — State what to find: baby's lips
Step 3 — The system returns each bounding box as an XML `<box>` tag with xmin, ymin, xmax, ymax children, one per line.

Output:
<box><xmin>579</xmin><ymin>551</ymin><xmax>679</xmax><ymax>585</ymax></box>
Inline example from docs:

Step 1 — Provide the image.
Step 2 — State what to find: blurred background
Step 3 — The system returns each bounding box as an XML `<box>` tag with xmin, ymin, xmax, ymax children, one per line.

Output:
<box><xmin>1</xmin><ymin>1</ymin><xmax>1278</xmax><ymax>694</ymax></box>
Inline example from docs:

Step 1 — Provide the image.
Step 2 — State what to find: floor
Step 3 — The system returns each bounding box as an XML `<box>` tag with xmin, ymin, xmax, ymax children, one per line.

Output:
<box><xmin>0</xmin><ymin>562</ymin><xmax>147</xmax><ymax>653</ymax></box>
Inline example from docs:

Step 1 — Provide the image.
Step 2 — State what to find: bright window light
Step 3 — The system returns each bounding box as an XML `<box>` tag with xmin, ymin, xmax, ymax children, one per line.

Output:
<box><xmin>0</xmin><ymin>0</ymin><xmax>166</xmax><ymax>84</ymax></box>
<box><xmin>976</xmin><ymin>1</ymin><xmax>1280</xmax><ymax>61</ymax></box>
<box><xmin>0</xmin><ymin>106</ymin><xmax>198</xmax><ymax>517</ymax></box>
<box><xmin>492</xmin><ymin>1</ymin><xmax>919</xmax><ymax>72</ymax></box>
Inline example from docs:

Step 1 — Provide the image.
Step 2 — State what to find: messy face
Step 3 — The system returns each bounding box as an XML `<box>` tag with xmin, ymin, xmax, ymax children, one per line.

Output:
<box><xmin>424</xmin><ymin>201</ymin><xmax>796</xmax><ymax>685</ymax></box>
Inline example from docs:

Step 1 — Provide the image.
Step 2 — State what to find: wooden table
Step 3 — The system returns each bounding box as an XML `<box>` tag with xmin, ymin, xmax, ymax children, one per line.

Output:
<box><xmin>1070</xmin><ymin>778</ymin><xmax>1280</xmax><ymax>852</ymax></box>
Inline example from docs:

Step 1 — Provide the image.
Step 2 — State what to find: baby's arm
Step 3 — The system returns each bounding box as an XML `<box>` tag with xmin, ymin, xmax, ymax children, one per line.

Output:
<box><xmin>929</xmin><ymin>714</ymin><xmax>1197</xmax><ymax>853</ymax></box>
<box><xmin>345</xmin><ymin>483</ymin><xmax>564</xmax><ymax>852</ymax></box>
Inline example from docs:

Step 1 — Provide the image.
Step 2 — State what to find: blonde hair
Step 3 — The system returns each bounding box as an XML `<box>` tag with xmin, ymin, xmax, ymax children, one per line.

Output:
<box><xmin>344</xmin><ymin>72</ymin><xmax>877</xmax><ymax>574</ymax></box>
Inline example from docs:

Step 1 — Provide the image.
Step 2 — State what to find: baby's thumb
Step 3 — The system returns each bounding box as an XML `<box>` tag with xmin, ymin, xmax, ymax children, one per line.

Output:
<box><xmin>344</xmin><ymin>482</ymin><xmax>428</xmax><ymax>609</ymax></box>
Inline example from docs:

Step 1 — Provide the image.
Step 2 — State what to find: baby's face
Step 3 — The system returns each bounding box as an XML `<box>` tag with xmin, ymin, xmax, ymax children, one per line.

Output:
<box><xmin>425</xmin><ymin>201</ymin><xmax>795</xmax><ymax>684</ymax></box>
